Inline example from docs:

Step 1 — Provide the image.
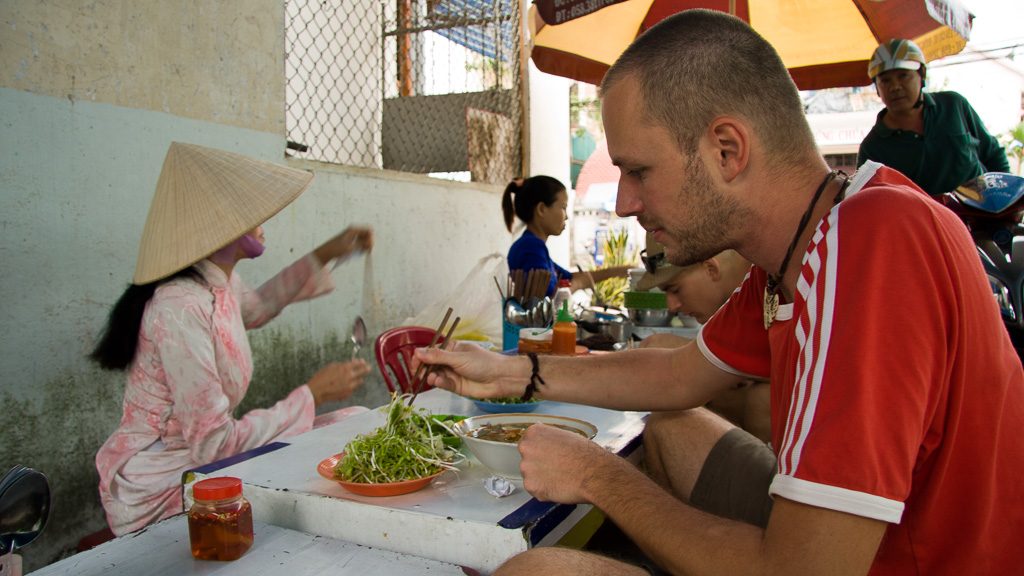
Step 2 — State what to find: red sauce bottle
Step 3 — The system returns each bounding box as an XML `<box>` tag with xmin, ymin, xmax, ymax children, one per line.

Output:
<box><xmin>188</xmin><ymin>476</ymin><xmax>254</xmax><ymax>561</ymax></box>
<box><xmin>551</xmin><ymin>301</ymin><xmax>577</xmax><ymax>355</ymax></box>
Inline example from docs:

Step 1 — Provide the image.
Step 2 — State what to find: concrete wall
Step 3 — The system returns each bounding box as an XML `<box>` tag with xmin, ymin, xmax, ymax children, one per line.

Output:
<box><xmin>0</xmin><ymin>1</ymin><xmax>512</xmax><ymax>570</ymax></box>
<box><xmin>528</xmin><ymin>60</ymin><xmax>573</xmax><ymax>265</ymax></box>
<box><xmin>1</xmin><ymin>0</ymin><xmax>285</xmax><ymax>133</ymax></box>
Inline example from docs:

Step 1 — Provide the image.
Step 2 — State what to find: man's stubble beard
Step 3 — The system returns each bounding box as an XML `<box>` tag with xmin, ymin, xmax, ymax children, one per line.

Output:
<box><xmin>662</xmin><ymin>157</ymin><xmax>749</xmax><ymax>268</ymax></box>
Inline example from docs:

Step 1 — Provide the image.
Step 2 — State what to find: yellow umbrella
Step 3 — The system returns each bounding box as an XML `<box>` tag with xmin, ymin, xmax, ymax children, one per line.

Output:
<box><xmin>530</xmin><ymin>0</ymin><xmax>973</xmax><ymax>90</ymax></box>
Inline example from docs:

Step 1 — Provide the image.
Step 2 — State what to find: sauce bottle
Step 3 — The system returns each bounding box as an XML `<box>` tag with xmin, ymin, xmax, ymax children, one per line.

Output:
<box><xmin>551</xmin><ymin>301</ymin><xmax>577</xmax><ymax>355</ymax></box>
<box><xmin>552</xmin><ymin>278</ymin><xmax>572</xmax><ymax>318</ymax></box>
<box><xmin>188</xmin><ymin>476</ymin><xmax>254</xmax><ymax>561</ymax></box>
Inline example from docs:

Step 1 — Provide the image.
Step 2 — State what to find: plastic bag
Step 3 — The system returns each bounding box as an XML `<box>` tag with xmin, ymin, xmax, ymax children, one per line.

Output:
<box><xmin>403</xmin><ymin>252</ymin><xmax>508</xmax><ymax>347</ymax></box>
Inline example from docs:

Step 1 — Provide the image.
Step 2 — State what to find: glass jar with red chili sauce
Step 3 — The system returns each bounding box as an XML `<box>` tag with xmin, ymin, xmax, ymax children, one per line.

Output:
<box><xmin>188</xmin><ymin>476</ymin><xmax>254</xmax><ymax>561</ymax></box>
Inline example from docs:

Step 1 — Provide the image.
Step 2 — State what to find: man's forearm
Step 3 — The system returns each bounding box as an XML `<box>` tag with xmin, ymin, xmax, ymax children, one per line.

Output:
<box><xmin>533</xmin><ymin>343</ymin><xmax>731</xmax><ymax>411</ymax></box>
<box><xmin>584</xmin><ymin>455</ymin><xmax>768</xmax><ymax>575</ymax></box>
<box><xmin>584</xmin><ymin>455</ymin><xmax>885</xmax><ymax>576</ymax></box>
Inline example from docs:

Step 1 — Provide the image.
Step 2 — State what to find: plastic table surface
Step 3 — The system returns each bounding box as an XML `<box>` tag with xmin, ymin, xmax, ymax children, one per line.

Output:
<box><xmin>28</xmin><ymin>515</ymin><xmax>466</xmax><ymax>576</ymax></box>
<box><xmin>184</xmin><ymin>388</ymin><xmax>648</xmax><ymax>574</ymax></box>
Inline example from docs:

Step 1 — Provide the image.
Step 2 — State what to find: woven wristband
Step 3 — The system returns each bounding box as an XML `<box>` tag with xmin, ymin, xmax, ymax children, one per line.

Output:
<box><xmin>523</xmin><ymin>352</ymin><xmax>546</xmax><ymax>401</ymax></box>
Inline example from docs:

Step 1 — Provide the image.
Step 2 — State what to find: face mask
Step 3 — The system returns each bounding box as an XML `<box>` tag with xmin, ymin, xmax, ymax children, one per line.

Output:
<box><xmin>210</xmin><ymin>233</ymin><xmax>265</xmax><ymax>265</ymax></box>
<box><xmin>238</xmin><ymin>233</ymin><xmax>265</xmax><ymax>258</ymax></box>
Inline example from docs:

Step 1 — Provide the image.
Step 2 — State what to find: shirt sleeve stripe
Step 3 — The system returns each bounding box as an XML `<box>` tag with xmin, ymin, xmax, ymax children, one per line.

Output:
<box><xmin>770</xmin><ymin>474</ymin><xmax>905</xmax><ymax>523</ymax></box>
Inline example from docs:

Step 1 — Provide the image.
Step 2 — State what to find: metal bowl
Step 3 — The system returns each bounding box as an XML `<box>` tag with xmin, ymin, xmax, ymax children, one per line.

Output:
<box><xmin>629</xmin><ymin>308</ymin><xmax>673</xmax><ymax>327</ymax></box>
<box><xmin>577</xmin><ymin>317</ymin><xmax>632</xmax><ymax>343</ymax></box>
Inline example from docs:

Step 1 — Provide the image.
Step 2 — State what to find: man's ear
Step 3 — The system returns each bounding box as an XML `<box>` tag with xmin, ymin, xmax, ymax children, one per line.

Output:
<box><xmin>707</xmin><ymin>117</ymin><xmax>749</xmax><ymax>183</ymax></box>
<box><xmin>703</xmin><ymin>258</ymin><xmax>722</xmax><ymax>282</ymax></box>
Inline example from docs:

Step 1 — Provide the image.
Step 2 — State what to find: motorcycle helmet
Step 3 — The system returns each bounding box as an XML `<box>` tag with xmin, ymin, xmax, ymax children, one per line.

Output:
<box><xmin>868</xmin><ymin>39</ymin><xmax>927</xmax><ymax>82</ymax></box>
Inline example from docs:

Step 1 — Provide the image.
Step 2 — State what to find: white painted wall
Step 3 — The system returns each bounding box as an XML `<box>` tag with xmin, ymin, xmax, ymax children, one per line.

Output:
<box><xmin>528</xmin><ymin>61</ymin><xmax>573</xmax><ymax>265</ymax></box>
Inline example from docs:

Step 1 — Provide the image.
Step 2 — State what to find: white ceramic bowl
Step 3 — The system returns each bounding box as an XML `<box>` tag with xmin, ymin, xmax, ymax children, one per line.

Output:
<box><xmin>453</xmin><ymin>413</ymin><xmax>598</xmax><ymax>478</ymax></box>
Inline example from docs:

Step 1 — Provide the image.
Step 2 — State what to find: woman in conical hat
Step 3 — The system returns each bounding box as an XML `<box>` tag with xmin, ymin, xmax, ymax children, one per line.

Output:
<box><xmin>90</xmin><ymin>142</ymin><xmax>374</xmax><ymax>535</ymax></box>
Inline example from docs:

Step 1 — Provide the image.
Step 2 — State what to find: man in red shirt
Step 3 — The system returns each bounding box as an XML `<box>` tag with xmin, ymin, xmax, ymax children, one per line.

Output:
<box><xmin>417</xmin><ymin>10</ymin><xmax>1024</xmax><ymax>575</ymax></box>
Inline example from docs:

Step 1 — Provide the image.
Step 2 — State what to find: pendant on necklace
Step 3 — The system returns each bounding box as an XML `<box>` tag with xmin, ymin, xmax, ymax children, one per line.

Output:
<box><xmin>763</xmin><ymin>286</ymin><xmax>779</xmax><ymax>329</ymax></box>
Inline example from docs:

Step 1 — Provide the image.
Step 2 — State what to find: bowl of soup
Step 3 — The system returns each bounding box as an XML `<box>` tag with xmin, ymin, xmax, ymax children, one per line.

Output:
<box><xmin>453</xmin><ymin>413</ymin><xmax>598</xmax><ymax>478</ymax></box>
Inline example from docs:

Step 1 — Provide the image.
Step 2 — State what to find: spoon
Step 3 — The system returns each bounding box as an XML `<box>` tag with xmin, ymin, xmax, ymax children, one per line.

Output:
<box><xmin>0</xmin><ymin>466</ymin><xmax>27</xmax><ymax>501</ymax></box>
<box><xmin>350</xmin><ymin>316</ymin><xmax>367</xmax><ymax>360</ymax></box>
<box><xmin>0</xmin><ymin>468</ymin><xmax>50</xmax><ymax>555</ymax></box>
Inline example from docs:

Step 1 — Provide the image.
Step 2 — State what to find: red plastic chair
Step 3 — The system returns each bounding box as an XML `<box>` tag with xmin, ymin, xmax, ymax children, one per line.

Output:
<box><xmin>77</xmin><ymin>525</ymin><xmax>115</xmax><ymax>552</ymax></box>
<box><xmin>374</xmin><ymin>326</ymin><xmax>446</xmax><ymax>394</ymax></box>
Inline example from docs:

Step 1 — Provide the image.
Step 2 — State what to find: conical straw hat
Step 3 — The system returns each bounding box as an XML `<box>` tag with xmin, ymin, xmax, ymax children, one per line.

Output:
<box><xmin>133</xmin><ymin>142</ymin><xmax>314</xmax><ymax>284</ymax></box>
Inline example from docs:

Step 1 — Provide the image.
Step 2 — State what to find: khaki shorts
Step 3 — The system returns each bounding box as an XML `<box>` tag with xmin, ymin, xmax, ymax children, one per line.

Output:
<box><xmin>689</xmin><ymin>427</ymin><xmax>776</xmax><ymax>528</ymax></box>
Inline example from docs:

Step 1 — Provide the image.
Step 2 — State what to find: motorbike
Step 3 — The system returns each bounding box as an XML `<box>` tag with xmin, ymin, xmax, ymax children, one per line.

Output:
<box><xmin>938</xmin><ymin>172</ymin><xmax>1024</xmax><ymax>354</ymax></box>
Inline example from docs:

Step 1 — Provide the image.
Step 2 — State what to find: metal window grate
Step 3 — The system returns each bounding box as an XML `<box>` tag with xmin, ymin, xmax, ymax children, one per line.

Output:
<box><xmin>285</xmin><ymin>0</ymin><xmax>522</xmax><ymax>183</ymax></box>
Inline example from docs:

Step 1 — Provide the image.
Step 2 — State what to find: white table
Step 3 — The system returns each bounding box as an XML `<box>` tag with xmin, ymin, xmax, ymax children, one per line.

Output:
<box><xmin>185</xmin><ymin>389</ymin><xmax>648</xmax><ymax>574</ymax></box>
<box><xmin>28</xmin><ymin>515</ymin><xmax>466</xmax><ymax>576</ymax></box>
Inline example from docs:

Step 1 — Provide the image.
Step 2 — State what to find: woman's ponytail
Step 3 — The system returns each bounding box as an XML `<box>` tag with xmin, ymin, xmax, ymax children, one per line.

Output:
<box><xmin>501</xmin><ymin>180</ymin><xmax>520</xmax><ymax>232</ymax></box>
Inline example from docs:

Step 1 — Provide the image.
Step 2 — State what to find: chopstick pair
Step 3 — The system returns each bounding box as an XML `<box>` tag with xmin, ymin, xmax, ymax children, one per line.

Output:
<box><xmin>408</xmin><ymin>307</ymin><xmax>460</xmax><ymax>405</ymax></box>
<box><xmin>509</xmin><ymin>268</ymin><xmax>552</xmax><ymax>302</ymax></box>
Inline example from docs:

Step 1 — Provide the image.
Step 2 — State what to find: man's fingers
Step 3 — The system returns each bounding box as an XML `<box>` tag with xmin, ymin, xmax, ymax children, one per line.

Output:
<box><xmin>413</xmin><ymin>346</ymin><xmax>447</xmax><ymax>367</ymax></box>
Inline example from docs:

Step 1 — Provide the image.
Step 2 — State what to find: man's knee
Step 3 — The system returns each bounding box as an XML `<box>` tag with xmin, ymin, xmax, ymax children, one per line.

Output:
<box><xmin>495</xmin><ymin>548</ymin><xmax>562</xmax><ymax>576</ymax></box>
<box><xmin>644</xmin><ymin>408</ymin><xmax>734</xmax><ymax>459</ymax></box>
<box><xmin>642</xmin><ymin>408</ymin><xmax>735</xmax><ymax>500</ymax></box>
<box><xmin>495</xmin><ymin>547</ymin><xmax>649</xmax><ymax>576</ymax></box>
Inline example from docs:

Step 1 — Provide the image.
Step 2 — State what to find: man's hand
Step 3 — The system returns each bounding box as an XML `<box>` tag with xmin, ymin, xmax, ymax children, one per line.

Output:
<box><xmin>518</xmin><ymin>423</ymin><xmax>625</xmax><ymax>503</ymax></box>
<box><xmin>414</xmin><ymin>343</ymin><xmax>532</xmax><ymax>399</ymax></box>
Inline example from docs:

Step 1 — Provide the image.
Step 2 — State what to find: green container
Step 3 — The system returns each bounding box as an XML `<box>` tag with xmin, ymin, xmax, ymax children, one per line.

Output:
<box><xmin>623</xmin><ymin>291</ymin><xmax>668</xmax><ymax>309</ymax></box>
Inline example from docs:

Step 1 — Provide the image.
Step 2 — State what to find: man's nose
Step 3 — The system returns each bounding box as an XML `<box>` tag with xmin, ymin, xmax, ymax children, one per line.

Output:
<box><xmin>666</xmin><ymin>294</ymin><xmax>682</xmax><ymax>312</ymax></box>
<box><xmin>615</xmin><ymin>182</ymin><xmax>642</xmax><ymax>217</ymax></box>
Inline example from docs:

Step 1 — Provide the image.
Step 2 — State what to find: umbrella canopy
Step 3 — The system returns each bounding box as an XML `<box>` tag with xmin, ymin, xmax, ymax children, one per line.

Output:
<box><xmin>530</xmin><ymin>0</ymin><xmax>973</xmax><ymax>90</ymax></box>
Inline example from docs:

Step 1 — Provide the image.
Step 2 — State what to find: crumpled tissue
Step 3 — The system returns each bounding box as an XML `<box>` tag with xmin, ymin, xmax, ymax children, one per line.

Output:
<box><xmin>484</xmin><ymin>475</ymin><xmax>515</xmax><ymax>498</ymax></box>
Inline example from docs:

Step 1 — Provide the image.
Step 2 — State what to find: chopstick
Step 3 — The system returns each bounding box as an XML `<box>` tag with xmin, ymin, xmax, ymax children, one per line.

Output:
<box><xmin>406</xmin><ymin>307</ymin><xmax>452</xmax><ymax>398</ymax></box>
<box><xmin>508</xmin><ymin>269</ymin><xmax>554</xmax><ymax>302</ymax></box>
<box><xmin>409</xmin><ymin>315</ymin><xmax>460</xmax><ymax>404</ymax></box>
<box><xmin>494</xmin><ymin>275</ymin><xmax>505</xmax><ymax>301</ymax></box>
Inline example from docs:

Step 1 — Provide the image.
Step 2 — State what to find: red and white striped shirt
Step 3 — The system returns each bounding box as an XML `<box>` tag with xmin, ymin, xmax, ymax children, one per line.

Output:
<box><xmin>699</xmin><ymin>162</ymin><xmax>1024</xmax><ymax>573</ymax></box>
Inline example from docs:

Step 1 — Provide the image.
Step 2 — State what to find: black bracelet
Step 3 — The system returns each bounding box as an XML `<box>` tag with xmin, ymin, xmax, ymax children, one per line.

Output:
<box><xmin>523</xmin><ymin>352</ymin><xmax>546</xmax><ymax>401</ymax></box>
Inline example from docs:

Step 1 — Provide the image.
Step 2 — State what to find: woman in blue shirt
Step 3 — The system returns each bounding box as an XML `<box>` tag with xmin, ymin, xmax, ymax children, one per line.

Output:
<box><xmin>502</xmin><ymin>175</ymin><xmax>629</xmax><ymax>297</ymax></box>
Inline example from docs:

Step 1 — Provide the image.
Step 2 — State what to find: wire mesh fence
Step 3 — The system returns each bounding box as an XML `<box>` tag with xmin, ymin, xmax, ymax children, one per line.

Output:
<box><xmin>285</xmin><ymin>0</ymin><xmax>522</xmax><ymax>183</ymax></box>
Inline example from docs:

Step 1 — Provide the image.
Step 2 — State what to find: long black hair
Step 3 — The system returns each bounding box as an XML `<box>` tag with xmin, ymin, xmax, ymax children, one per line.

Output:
<box><xmin>89</xmin><ymin>267</ymin><xmax>203</xmax><ymax>370</ymax></box>
<box><xmin>501</xmin><ymin>175</ymin><xmax>567</xmax><ymax>232</ymax></box>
